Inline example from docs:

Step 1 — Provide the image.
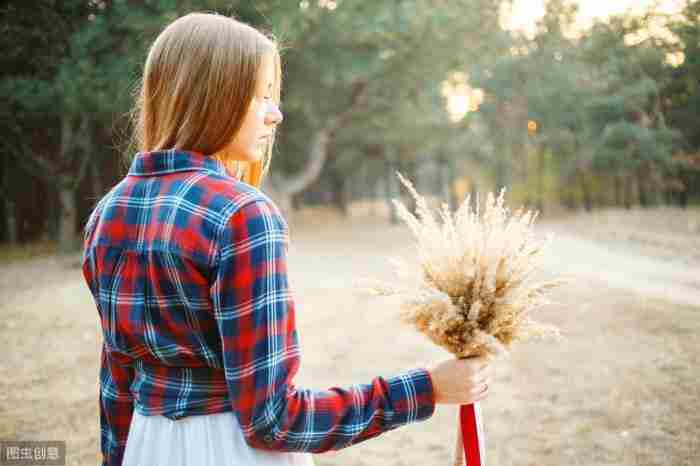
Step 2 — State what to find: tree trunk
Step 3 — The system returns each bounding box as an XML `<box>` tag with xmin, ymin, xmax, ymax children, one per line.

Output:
<box><xmin>329</xmin><ymin>170</ymin><xmax>349</xmax><ymax>216</ymax></box>
<box><xmin>89</xmin><ymin>151</ymin><xmax>104</xmax><ymax>200</ymax></box>
<box><xmin>635</xmin><ymin>162</ymin><xmax>652</xmax><ymax>207</ymax></box>
<box><xmin>3</xmin><ymin>197</ymin><xmax>17</xmax><ymax>245</ymax></box>
<box><xmin>536</xmin><ymin>148</ymin><xmax>545</xmax><ymax>213</ymax></box>
<box><xmin>57</xmin><ymin>182</ymin><xmax>78</xmax><ymax>253</ymax></box>
<box><xmin>580</xmin><ymin>171</ymin><xmax>593</xmax><ymax>212</ymax></box>
<box><xmin>46</xmin><ymin>187</ymin><xmax>59</xmax><ymax>241</ymax></box>
<box><xmin>373</xmin><ymin>174</ymin><xmax>385</xmax><ymax>219</ymax></box>
<box><xmin>7</xmin><ymin>116</ymin><xmax>92</xmax><ymax>246</ymax></box>
<box><xmin>1</xmin><ymin>158</ymin><xmax>17</xmax><ymax>244</ymax></box>
<box><xmin>341</xmin><ymin>178</ymin><xmax>351</xmax><ymax>217</ymax></box>
<box><xmin>623</xmin><ymin>174</ymin><xmax>633</xmax><ymax>210</ymax></box>
<box><xmin>614</xmin><ymin>173</ymin><xmax>623</xmax><ymax>206</ymax></box>
<box><xmin>678</xmin><ymin>186</ymin><xmax>688</xmax><ymax>209</ymax></box>
<box><xmin>559</xmin><ymin>171</ymin><xmax>575</xmax><ymax>209</ymax></box>
<box><xmin>265</xmin><ymin>126</ymin><xmax>333</xmax><ymax>226</ymax></box>
<box><xmin>637</xmin><ymin>172</ymin><xmax>648</xmax><ymax>207</ymax></box>
<box><xmin>650</xmin><ymin>163</ymin><xmax>663</xmax><ymax>207</ymax></box>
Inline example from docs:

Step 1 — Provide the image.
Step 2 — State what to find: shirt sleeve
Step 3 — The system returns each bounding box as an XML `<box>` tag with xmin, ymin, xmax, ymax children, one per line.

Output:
<box><xmin>209</xmin><ymin>198</ymin><xmax>436</xmax><ymax>453</ymax></box>
<box><xmin>99</xmin><ymin>342</ymin><xmax>135</xmax><ymax>466</ymax></box>
<box><xmin>82</xmin><ymin>202</ymin><xmax>135</xmax><ymax>466</ymax></box>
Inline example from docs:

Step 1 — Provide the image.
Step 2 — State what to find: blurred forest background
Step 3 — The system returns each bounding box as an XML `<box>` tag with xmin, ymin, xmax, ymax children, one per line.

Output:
<box><xmin>2</xmin><ymin>4</ymin><xmax>700</xmax><ymax>464</ymax></box>
<box><xmin>2</xmin><ymin>0</ymin><xmax>700</xmax><ymax>254</ymax></box>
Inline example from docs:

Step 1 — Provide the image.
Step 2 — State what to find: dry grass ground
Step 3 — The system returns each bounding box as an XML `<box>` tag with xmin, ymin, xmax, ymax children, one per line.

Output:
<box><xmin>1</xmin><ymin>206</ymin><xmax>698</xmax><ymax>465</ymax></box>
<box><xmin>546</xmin><ymin>206</ymin><xmax>700</xmax><ymax>266</ymax></box>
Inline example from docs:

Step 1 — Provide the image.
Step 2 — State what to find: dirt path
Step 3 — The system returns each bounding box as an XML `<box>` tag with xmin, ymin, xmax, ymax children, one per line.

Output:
<box><xmin>1</xmin><ymin>213</ymin><xmax>698</xmax><ymax>466</ymax></box>
<box><xmin>540</xmin><ymin>222</ymin><xmax>700</xmax><ymax>308</ymax></box>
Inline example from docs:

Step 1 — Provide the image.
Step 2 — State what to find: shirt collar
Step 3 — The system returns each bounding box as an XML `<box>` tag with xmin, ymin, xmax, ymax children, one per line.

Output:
<box><xmin>127</xmin><ymin>149</ymin><xmax>229</xmax><ymax>177</ymax></box>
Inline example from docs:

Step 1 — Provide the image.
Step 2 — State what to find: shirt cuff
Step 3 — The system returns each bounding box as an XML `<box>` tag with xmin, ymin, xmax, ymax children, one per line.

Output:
<box><xmin>384</xmin><ymin>367</ymin><xmax>436</xmax><ymax>428</ymax></box>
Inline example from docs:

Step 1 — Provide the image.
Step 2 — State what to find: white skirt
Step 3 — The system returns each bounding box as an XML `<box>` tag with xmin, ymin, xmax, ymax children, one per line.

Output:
<box><xmin>123</xmin><ymin>410</ymin><xmax>316</xmax><ymax>466</ymax></box>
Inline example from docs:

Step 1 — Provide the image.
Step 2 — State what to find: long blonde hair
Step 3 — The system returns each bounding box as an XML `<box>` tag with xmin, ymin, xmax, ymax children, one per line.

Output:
<box><xmin>132</xmin><ymin>12</ymin><xmax>281</xmax><ymax>188</ymax></box>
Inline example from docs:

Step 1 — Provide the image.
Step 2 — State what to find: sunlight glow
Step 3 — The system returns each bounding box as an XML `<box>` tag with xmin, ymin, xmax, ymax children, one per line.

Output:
<box><xmin>666</xmin><ymin>50</ymin><xmax>686</xmax><ymax>67</ymax></box>
<box><xmin>500</xmin><ymin>0</ymin><xmax>688</xmax><ymax>38</ymax></box>
<box><xmin>443</xmin><ymin>1</ymin><xmax>689</xmax><ymax>121</ymax></box>
<box><xmin>318</xmin><ymin>0</ymin><xmax>338</xmax><ymax>10</ymax></box>
<box><xmin>441</xmin><ymin>72</ymin><xmax>484</xmax><ymax>122</ymax></box>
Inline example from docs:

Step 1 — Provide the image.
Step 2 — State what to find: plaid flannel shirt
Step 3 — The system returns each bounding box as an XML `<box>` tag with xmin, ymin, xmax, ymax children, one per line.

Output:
<box><xmin>81</xmin><ymin>150</ymin><xmax>436</xmax><ymax>466</ymax></box>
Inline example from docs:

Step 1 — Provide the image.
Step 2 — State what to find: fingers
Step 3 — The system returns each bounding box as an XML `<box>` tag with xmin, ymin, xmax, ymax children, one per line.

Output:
<box><xmin>475</xmin><ymin>376</ymin><xmax>491</xmax><ymax>387</ymax></box>
<box><xmin>463</xmin><ymin>363</ymin><xmax>489</xmax><ymax>380</ymax></box>
<box><xmin>469</xmin><ymin>370</ymin><xmax>491</xmax><ymax>383</ymax></box>
<box><xmin>429</xmin><ymin>355</ymin><xmax>494</xmax><ymax>405</ymax></box>
<box><xmin>474</xmin><ymin>387</ymin><xmax>489</xmax><ymax>402</ymax></box>
<box><xmin>477</xmin><ymin>381</ymin><xmax>490</xmax><ymax>394</ymax></box>
<box><xmin>468</xmin><ymin>369</ymin><xmax>491</xmax><ymax>400</ymax></box>
<box><xmin>471</xmin><ymin>381</ymin><xmax>489</xmax><ymax>394</ymax></box>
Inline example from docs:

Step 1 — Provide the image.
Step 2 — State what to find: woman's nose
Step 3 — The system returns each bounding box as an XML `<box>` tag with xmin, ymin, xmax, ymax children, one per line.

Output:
<box><xmin>265</xmin><ymin>102</ymin><xmax>283</xmax><ymax>125</ymax></box>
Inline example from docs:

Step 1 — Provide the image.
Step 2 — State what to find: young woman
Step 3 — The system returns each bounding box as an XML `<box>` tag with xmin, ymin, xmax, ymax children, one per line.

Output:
<box><xmin>81</xmin><ymin>12</ymin><xmax>492</xmax><ymax>466</ymax></box>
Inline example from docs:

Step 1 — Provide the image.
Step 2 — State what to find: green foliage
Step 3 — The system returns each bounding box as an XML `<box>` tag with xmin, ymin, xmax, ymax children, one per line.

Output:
<box><xmin>665</xmin><ymin>0</ymin><xmax>700</xmax><ymax>149</ymax></box>
<box><xmin>3</xmin><ymin>0</ymin><xmax>700</xmax><ymax>245</ymax></box>
<box><xmin>468</xmin><ymin>0</ymin><xmax>695</xmax><ymax>207</ymax></box>
<box><xmin>267</xmin><ymin>0</ymin><xmax>505</xmax><ymax>175</ymax></box>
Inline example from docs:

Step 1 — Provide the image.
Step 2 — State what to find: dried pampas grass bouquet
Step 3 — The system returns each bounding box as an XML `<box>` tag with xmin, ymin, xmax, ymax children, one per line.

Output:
<box><xmin>357</xmin><ymin>172</ymin><xmax>567</xmax><ymax>466</ymax></box>
<box><xmin>363</xmin><ymin>172</ymin><xmax>565</xmax><ymax>358</ymax></box>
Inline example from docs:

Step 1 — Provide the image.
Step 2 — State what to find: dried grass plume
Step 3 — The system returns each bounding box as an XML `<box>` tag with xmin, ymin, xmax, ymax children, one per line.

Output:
<box><xmin>358</xmin><ymin>172</ymin><xmax>567</xmax><ymax>359</ymax></box>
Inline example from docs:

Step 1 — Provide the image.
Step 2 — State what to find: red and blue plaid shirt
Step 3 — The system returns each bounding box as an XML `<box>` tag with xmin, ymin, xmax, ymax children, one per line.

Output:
<box><xmin>81</xmin><ymin>149</ymin><xmax>436</xmax><ymax>466</ymax></box>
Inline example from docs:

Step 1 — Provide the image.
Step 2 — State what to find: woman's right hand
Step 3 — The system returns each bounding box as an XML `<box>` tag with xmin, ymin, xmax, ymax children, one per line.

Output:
<box><xmin>427</xmin><ymin>355</ymin><xmax>492</xmax><ymax>405</ymax></box>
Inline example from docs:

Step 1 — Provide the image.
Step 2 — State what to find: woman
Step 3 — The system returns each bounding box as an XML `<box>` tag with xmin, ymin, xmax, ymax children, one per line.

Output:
<box><xmin>81</xmin><ymin>12</ymin><xmax>491</xmax><ymax>466</ymax></box>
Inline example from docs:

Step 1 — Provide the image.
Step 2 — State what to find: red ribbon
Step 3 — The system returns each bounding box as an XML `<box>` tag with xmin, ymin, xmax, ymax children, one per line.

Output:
<box><xmin>460</xmin><ymin>403</ymin><xmax>485</xmax><ymax>466</ymax></box>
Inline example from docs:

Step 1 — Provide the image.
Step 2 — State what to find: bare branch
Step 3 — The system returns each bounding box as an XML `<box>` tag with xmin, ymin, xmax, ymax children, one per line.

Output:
<box><xmin>283</xmin><ymin>127</ymin><xmax>332</xmax><ymax>195</ymax></box>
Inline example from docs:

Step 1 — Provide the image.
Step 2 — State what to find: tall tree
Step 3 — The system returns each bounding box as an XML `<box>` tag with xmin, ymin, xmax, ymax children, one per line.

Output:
<box><xmin>0</xmin><ymin>0</ymin><xmax>166</xmax><ymax>252</ymax></box>
<box><xmin>252</xmin><ymin>0</ymin><xmax>504</xmax><ymax>219</ymax></box>
<box><xmin>663</xmin><ymin>0</ymin><xmax>700</xmax><ymax>206</ymax></box>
